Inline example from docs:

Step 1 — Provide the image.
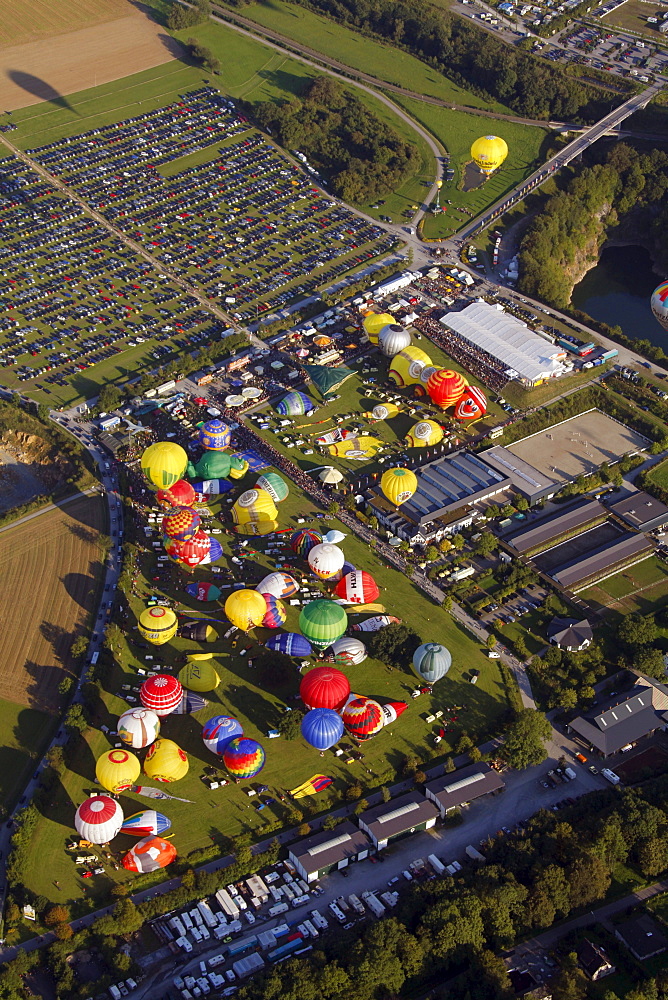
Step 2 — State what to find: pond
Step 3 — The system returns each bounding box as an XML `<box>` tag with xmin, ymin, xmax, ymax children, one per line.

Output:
<box><xmin>571</xmin><ymin>244</ymin><xmax>665</xmax><ymax>349</ymax></box>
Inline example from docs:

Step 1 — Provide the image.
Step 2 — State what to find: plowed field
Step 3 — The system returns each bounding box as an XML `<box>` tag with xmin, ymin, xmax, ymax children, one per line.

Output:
<box><xmin>0</xmin><ymin>495</ymin><xmax>105</xmax><ymax>711</ymax></box>
<box><xmin>0</xmin><ymin>0</ymin><xmax>130</xmax><ymax>46</ymax></box>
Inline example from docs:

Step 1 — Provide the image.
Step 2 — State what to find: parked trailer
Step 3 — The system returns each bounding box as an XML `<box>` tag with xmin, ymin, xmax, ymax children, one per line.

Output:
<box><xmin>602</xmin><ymin>768</ymin><xmax>621</xmax><ymax>785</ymax></box>
<box><xmin>466</xmin><ymin>845</ymin><xmax>486</xmax><ymax>863</ymax></box>
<box><xmin>348</xmin><ymin>894</ymin><xmax>365</xmax><ymax>916</ymax></box>
<box><xmin>361</xmin><ymin>891</ymin><xmax>386</xmax><ymax>918</ymax></box>
<box><xmin>233</xmin><ymin>953</ymin><xmax>265</xmax><ymax>978</ymax></box>
<box><xmin>215</xmin><ymin>888</ymin><xmax>240</xmax><ymax>920</ymax></box>
<box><xmin>268</xmin><ymin>938</ymin><xmax>304</xmax><ymax>962</ymax></box>
<box><xmin>227</xmin><ymin>935</ymin><xmax>258</xmax><ymax>957</ymax></box>
<box><xmin>198</xmin><ymin>900</ymin><xmax>218</xmax><ymax>929</ymax></box>
<box><xmin>428</xmin><ymin>854</ymin><xmax>446</xmax><ymax>875</ymax></box>
<box><xmin>563</xmin><ymin>767</ymin><xmax>577</xmax><ymax>780</ymax></box>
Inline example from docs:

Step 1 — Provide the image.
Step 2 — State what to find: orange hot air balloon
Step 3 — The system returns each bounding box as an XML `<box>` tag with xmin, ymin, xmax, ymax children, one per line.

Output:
<box><xmin>426</xmin><ymin>369</ymin><xmax>468</xmax><ymax>408</ymax></box>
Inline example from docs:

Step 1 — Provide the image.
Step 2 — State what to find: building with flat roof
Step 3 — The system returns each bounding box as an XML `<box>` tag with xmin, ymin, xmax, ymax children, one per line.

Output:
<box><xmin>614</xmin><ymin>913</ymin><xmax>668</xmax><ymax>961</ymax></box>
<box><xmin>550</xmin><ymin>532</ymin><xmax>653</xmax><ymax>591</ymax></box>
<box><xmin>357</xmin><ymin>791</ymin><xmax>439</xmax><ymax>849</ymax></box>
<box><xmin>567</xmin><ymin>676</ymin><xmax>668</xmax><ymax>757</ymax></box>
<box><xmin>288</xmin><ymin>821</ymin><xmax>370</xmax><ymax>882</ymax></box>
<box><xmin>609</xmin><ymin>491</ymin><xmax>668</xmax><ymax>532</ymax></box>
<box><xmin>425</xmin><ymin>763</ymin><xmax>505</xmax><ymax>817</ymax></box>
<box><xmin>440</xmin><ymin>301</ymin><xmax>569</xmax><ymax>386</ymax></box>
<box><xmin>547</xmin><ymin>617</ymin><xmax>593</xmax><ymax>651</ymax></box>
<box><xmin>505</xmin><ymin>500</ymin><xmax>607</xmax><ymax>554</ymax></box>
<box><xmin>479</xmin><ymin>446</ymin><xmax>559</xmax><ymax>504</ymax></box>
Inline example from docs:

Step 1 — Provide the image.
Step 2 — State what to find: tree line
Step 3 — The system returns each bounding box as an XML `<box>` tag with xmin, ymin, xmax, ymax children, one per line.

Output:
<box><xmin>518</xmin><ymin>143</ymin><xmax>668</xmax><ymax>310</ymax></box>
<box><xmin>253</xmin><ymin>77</ymin><xmax>421</xmax><ymax>205</ymax></box>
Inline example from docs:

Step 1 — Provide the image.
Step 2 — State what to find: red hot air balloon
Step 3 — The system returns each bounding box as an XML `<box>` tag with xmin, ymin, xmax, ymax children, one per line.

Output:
<box><xmin>333</xmin><ymin>570</ymin><xmax>380</xmax><ymax>605</ymax></box>
<box><xmin>162</xmin><ymin>506</ymin><xmax>201</xmax><ymax>541</ymax></box>
<box><xmin>300</xmin><ymin>666</ymin><xmax>350</xmax><ymax>711</ymax></box>
<box><xmin>342</xmin><ymin>696</ymin><xmax>384</xmax><ymax>741</ymax></box>
<box><xmin>454</xmin><ymin>385</ymin><xmax>487</xmax><ymax>421</ymax></box>
<box><xmin>426</xmin><ymin>369</ymin><xmax>468</xmax><ymax>408</ymax></box>
<box><xmin>122</xmin><ymin>835</ymin><xmax>177</xmax><ymax>873</ymax></box>
<box><xmin>165</xmin><ymin>529</ymin><xmax>211</xmax><ymax>568</ymax></box>
<box><xmin>156</xmin><ymin>480</ymin><xmax>196</xmax><ymax>509</ymax></box>
<box><xmin>140</xmin><ymin>675</ymin><xmax>183</xmax><ymax>717</ymax></box>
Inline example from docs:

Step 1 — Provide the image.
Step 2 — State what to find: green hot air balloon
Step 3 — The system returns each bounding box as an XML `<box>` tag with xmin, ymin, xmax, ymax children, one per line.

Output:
<box><xmin>299</xmin><ymin>599</ymin><xmax>347</xmax><ymax>649</ymax></box>
<box><xmin>412</xmin><ymin>643</ymin><xmax>452</xmax><ymax>685</ymax></box>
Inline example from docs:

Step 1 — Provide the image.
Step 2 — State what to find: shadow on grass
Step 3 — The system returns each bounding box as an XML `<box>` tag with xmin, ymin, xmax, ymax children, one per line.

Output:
<box><xmin>7</xmin><ymin>71</ymin><xmax>78</xmax><ymax>113</ymax></box>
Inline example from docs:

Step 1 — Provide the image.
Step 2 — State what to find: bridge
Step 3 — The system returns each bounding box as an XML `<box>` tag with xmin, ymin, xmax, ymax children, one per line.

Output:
<box><xmin>455</xmin><ymin>82</ymin><xmax>663</xmax><ymax>242</ymax></box>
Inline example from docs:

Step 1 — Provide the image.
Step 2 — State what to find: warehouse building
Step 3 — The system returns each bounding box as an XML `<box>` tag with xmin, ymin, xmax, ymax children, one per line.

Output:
<box><xmin>479</xmin><ymin>445</ymin><xmax>558</xmax><ymax>505</ymax></box>
<box><xmin>425</xmin><ymin>763</ymin><xmax>505</xmax><ymax>817</ymax></box>
<box><xmin>288</xmin><ymin>821</ymin><xmax>370</xmax><ymax>882</ymax></box>
<box><xmin>504</xmin><ymin>499</ymin><xmax>607</xmax><ymax>554</ymax></box>
<box><xmin>550</xmin><ymin>532</ymin><xmax>653</xmax><ymax>591</ymax></box>
<box><xmin>356</xmin><ymin>792</ymin><xmax>439</xmax><ymax>849</ymax></box>
<box><xmin>567</xmin><ymin>677</ymin><xmax>668</xmax><ymax>757</ymax></box>
<box><xmin>609</xmin><ymin>491</ymin><xmax>668</xmax><ymax>533</ymax></box>
<box><xmin>440</xmin><ymin>301</ymin><xmax>569</xmax><ymax>387</ymax></box>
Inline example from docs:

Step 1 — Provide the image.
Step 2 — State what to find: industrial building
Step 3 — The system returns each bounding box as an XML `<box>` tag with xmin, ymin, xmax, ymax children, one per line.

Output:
<box><xmin>567</xmin><ymin>675</ymin><xmax>668</xmax><ymax>757</ymax></box>
<box><xmin>288</xmin><ymin>821</ymin><xmax>370</xmax><ymax>882</ymax></box>
<box><xmin>549</xmin><ymin>532</ymin><xmax>653</xmax><ymax>591</ymax></box>
<box><xmin>439</xmin><ymin>301</ymin><xmax>569</xmax><ymax>387</ymax></box>
<box><xmin>368</xmin><ymin>450</ymin><xmax>510</xmax><ymax>545</ymax></box>
<box><xmin>478</xmin><ymin>445</ymin><xmax>559</xmax><ymax>504</ymax></box>
<box><xmin>356</xmin><ymin>792</ymin><xmax>439</xmax><ymax>849</ymax></box>
<box><xmin>504</xmin><ymin>500</ymin><xmax>607</xmax><ymax>555</ymax></box>
<box><xmin>425</xmin><ymin>763</ymin><xmax>505</xmax><ymax>817</ymax></box>
<box><xmin>609</xmin><ymin>491</ymin><xmax>668</xmax><ymax>533</ymax></box>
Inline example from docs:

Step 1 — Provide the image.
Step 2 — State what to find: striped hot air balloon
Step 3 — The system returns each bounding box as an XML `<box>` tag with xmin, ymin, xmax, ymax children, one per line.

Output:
<box><xmin>325</xmin><ymin>636</ymin><xmax>367</xmax><ymax>666</ymax></box>
<box><xmin>290</xmin><ymin>528</ymin><xmax>322</xmax><ymax>557</ymax></box>
<box><xmin>75</xmin><ymin>795</ymin><xmax>124</xmax><ymax>844</ymax></box>
<box><xmin>261</xmin><ymin>593</ymin><xmax>287</xmax><ymax>628</ymax></box>
<box><xmin>256</xmin><ymin>572</ymin><xmax>299</xmax><ymax>599</ymax></box>
<box><xmin>342</xmin><ymin>696</ymin><xmax>384</xmax><ymax>741</ymax></box>
<box><xmin>202</xmin><ymin>715</ymin><xmax>244</xmax><ymax>756</ymax></box>
<box><xmin>454</xmin><ymin>386</ymin><xmax>487</xmax><ymax>420</ymax></box>
<box><xmin>333</xmin><ymin>570</ymin><xmax>379</xmax><ymax>605</ymax></box>
<box><xmin>426</xmin><ymin>369</ymin><xmax>469</xmax><ymax>409</ymax></box>
<box><xmin>140</xmin><ymin>675</ymin><xmax>183</xmax><ymax>717</ymax></box>
<box><xmin>223</xmin><ymin>738</ymin><xmax>266</xmax><ymax>779</ymax></box>
<box><xmin>120</xmin><ymin>810</ymin><xmax>171</xmax><ymax>838</ymax></box>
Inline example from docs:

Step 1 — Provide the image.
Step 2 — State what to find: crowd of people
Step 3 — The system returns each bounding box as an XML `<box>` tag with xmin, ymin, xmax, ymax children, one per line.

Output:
<box><xmin>415</xmin><ymin>312</ymin><xmax>509</xmax><ymax>392</ymax></box>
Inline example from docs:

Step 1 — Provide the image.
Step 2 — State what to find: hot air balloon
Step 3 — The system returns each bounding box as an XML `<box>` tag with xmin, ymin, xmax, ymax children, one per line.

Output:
<box><xmin>75</xmin><ymin>795</ymin><xmax>124</xmax><ymax>844</ymax></box>
<box><xmin>256</xmin><ymin>472</ymin><xmax>289</xmax><ymax>503</ymax></box>
<box><xmin>290</xmin><ymin>528</ymin><xmax>322</xmax><ymax>557</ymax></box>
<box><xmin>185</xmin><ymin>581</ymin><xmax>222</xmax><ymax>602</ymax></box>
<box><xmin>389</xmin><ymin>345</ymin><xmax>433</xmax><ymax>386</ymax></box>
<box><xmin>229</xmin><ymin>458</ymin><xmax>249</xmax><ymax>480</ymax></box>
<box><xmin>330</xmin><ymin>559</ymin><xmax>356</xmax><ymax>584</ymax></box>
<box><xmin>454</xmin><ymin>386</ymin><xmax>488</xmax><ymax>421</ymax></box>
<box><xmin>256</xmin><ymin>572</ymin><xmax>299</xmax><ymax>599</ymax></box>
<box><xmin>233</xmin><ymin>520</ymin><xmax>279</xmax><ymax>537</ymax></box>
<box><xmin>117</xmin><ymin>708</ymin><xmax>160</xmax><ymax>749</ymax></box>
<box><xmin>144</xmin><ymin>739</ymin><xmax>189</xmax><ymax>783</ymax></box>
<box><xmin>372</xmin><ymin>403</ymin><xmax>399</xmax><ymax>421</ymax></box>
<box><xmin>381</xmin><ymin>701</ymin><xmax>408</xmax><ymax>726</ymax></box>
<box><xmin>95</xmin><ymin>749</ymin><xmax>141</xmax><ymax>794</ymax></box>
<box><xmin>381</xmin><ymin>467</ymin><xmax>417</xmax><ymax>505</ymax></box>
<box><xmin>427</xmin><ymin>369</ymin><xmax>469</xmax><ymax>408</ymax></box>
<box><xmin>178</xmin><ymin>661</ymin><xmax>220</xmax><ymax>692</ymax></box>
<box><xmin>275</xmin><ymin>391</ymin><xmax>316</xmax><ymax>416</ymax></box>
<box><xmin>326</xmin><ymin>636</ymin><xmax>367</xmax><ymax>666</ymax></box>
<box><xmin>172</xmin><ymin>691</ymin><xmax>208</xmax><ymax>715</ymax></box>
<box><xmin>225</xmin><ymin>589</ymin><xmax>266</xmax><ymax>631</ymax></box>
<box><xmin>122</xmin><ymin>835</ymin><xmax>177</xmax><ymax>873</ymax></box>
<box><xmin>137</xmin><ymin>606</ymin><xmax>178</xmax><ymax>646</ymax></box>
<box><xmin>157</xmin><ymin>479</ymin><xmax>196</xmax><ymax>509</ymax></box>
<box><xmin>651</xmin><ymin>280</ymin><xmax>668</xmax><ymax>331</ymax></box>
<box><xmin>308</xmin><ymin>542</ymin><xmax>345</xmax><ymax>580</ymax></box>
<box><xmin>299</xmin><ymin>600</ymin><xmax>347</xmax><ymax>650</ymax></box>
<box><xmin>140</xmin><ymin>675</ymin><xmax>183</xmax><ymax>717</ymax></box>
<box><xmin>412</xmin><ymin>642</ymin><xmax>452</xmax><ymax>684</ymax></box>
<box><xmin>165</xmin><ymin>530</ymin><xmax>213</xmax><ymax>569</ymax></box>
<box><xmin>223</xmin><ymin>738</ymin><xmax>266</xmax><ymax>779</ymax></box>
<box><xmin>265</xmin><ymin>632</ymin><xmax>313</xmax><ymax>657</ymax></box>
<box><xmin>202</xmin><ymin>715</ymin><xmax>244</xmax><ymax>756</ymax></box>
<box><xmin>198</xmin><ymin>418</ymin><xmax>232</xmax><ymax>451</ymax></box>
<box><xmin>300</xmin><ymin>665</ymin><xmax>350</xmax><ymax>711</ymax></box>
<box><xmin>261</xmin><ymin>593</ymin><xmax>287</xmax><ymax>628</ymax></box>
<box><xmin>405</xmin><ymin>419</ymin><xmax>444</xmax><ymax>448</ymax></box>
<box><xmin>352</xmin><ymin>615</ymin><xmax>401</xmax><ymax>632</ymax></box>
<box><xmin>362</xmin><ymin>312</ymin><xmax>395</xmax><ymax>344</ymax></box>
<box><xmin>162</xmin><ymin>506</ymin><xmax>201</xmax><ymax>541</ymax></box>
<box><xmin>341</xmin><ymin>696</ymin><xmax>384</xmax><ymax>741</ymax></box>
<box><xmin>471</xmin><ymin>134</ymin><xmax>508</xmax><ymax>175</ymax></box>
<box><xmin>179</xmin><ymin>620</ymin><xmax>217</xmax><ymax>642</ymax></box>
<box><xmin>141</xmin><ymin>441</ymin><xmax>188</xmax><ymax>490</ymax></box>
<box><xmin>323</xmin><ymin>529</ymin><xmax>346</xmax><ymax>544</ymax></box>
<box><xmin>334</xmin><ymin>570</ymin><xmax>380</xmax><ymax>605</ymax></box>
<box><xmin>301</xmin><ymin>708</ymin><xmax>344</xmax><ymax>751</ymax></box>
<box><xmin>232</xmin><ymin>489</ymin><xmax>278</xmax><ymax>525</ymax></box>
<box><xmin>120</xmin><ymin>810</ymin><xmax>171</xmax><ymax>838</ymax></box>
<box><xmin>379</xmin><ymin>324</ymin><xmax>411</xmax><ymax>357</ymax></box>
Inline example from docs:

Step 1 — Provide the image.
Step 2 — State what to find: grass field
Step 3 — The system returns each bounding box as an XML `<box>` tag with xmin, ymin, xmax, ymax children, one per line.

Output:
<box><xmin>0</xmin><ymin>0</ymin><xmax>129</xmax><ymax>46</ymax></box>
<box><xmin>396</xmin><ymin>100</ymin><xmax>549</xmax><ymax>239</ymax></box>
<box><xmin>23</xmin><ymin>475</ymin><xmax>510</xmax><ymax>908</ymax></box>
<box><xmin>0</xmin><ymin>699</ymin><xmax>52</xmax><ymax>813</ymax></box>
<box><xmin>603</xmin><ymin>0</ymin><xmax>668</xmax><ymax>39</ymax></box>
<box><xmin>579</xmin><ymin>555</ymin><xmax>668</xmax><ymax>622</ymax></box>
<box><xmin>235</xmin><ymin>0</ymin><xmax>512</xmax><ymax>113</ymax></box>
<box><xmin>647</xmin><ymin>457</ymin><xmax>668</xmax><ymax>491</ymax></box>
<box><xmin>0</xmin><ymin>494</ymin><xmax>106</xmax><ymax>710</ymax></box>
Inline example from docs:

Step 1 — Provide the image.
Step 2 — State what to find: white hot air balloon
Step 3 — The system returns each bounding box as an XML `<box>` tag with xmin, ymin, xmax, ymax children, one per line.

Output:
<box><xmin>379</xmin><ymin>324</ymin><xmax>412</xmax><ymax>357</ymax></box>
<box><xmin>255</xmin><ymin>572</ymin><xmax>300</xmax><ymax>599</ymax></box>
<box><xmin>327</xmin><ymin>636</ymin><xmax>367</xmax><ymax>665</ymax></box>
<box><xmin>75</xmin><ymin>795</ymin><xmax>124</xmax><ymax>844</ymax></box>
<box><xmin>308</xmin><ymin>542</ymin><xmax>345</xmax><ymax>580</ymax></box>
<box><xmin>323</xmin><ymin>529</ymin><xmax>347</xmax><ymax>544</ymax></box>
<box><xmin>117</xmin><ymin>708</ymin><xmax>161</xmax><ymax>749</ymax></box>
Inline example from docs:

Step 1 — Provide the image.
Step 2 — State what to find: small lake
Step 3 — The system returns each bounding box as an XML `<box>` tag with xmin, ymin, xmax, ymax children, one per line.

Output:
<box><xmin>571</xmin><ymin>244</ymin><xmax>664</xmax><ymax>349</ymax></box>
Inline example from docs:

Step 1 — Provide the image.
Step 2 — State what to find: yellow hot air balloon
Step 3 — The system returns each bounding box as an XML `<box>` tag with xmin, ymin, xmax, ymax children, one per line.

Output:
<box><xmin>140</xmin><ymin>442</ymin><xmax>188</xmax><ymax>490</ymax></box>
<box><xmin>234</xmin><ymin>520</ymin><xmax>280</xmax><ymax>536</ymax></box>
<box><xmin>225</xmin><ymin>589</ymin><xmax>266</xmax><ymax>631</ymax></box>
<box><xmin>362</xmin><ymin>312</ymin><xmax>395</xmax><ymax>344</ymax></box>
<box><xmin>381</xmin><ymin>467</ymin><xmax>418</xmax><ymax>505</ymax></box>
<box><xmin>405</xmin><ymin>419</ymin><xmax>444</xmax><ymax>447</ymax></box>
<box><xmin>231</xmin><ymin>488</ymin><xmax>278</xmax><ymax>525</ymax></box>
<box><xmin>389</xmin><ymin>345</ymin><xmax>433</xmax><ymax>386</ymax></box>
<box><xmin>96</xmin><ymin>749</ymin><xmax>141</xmax><ymax>793</ymax></box>
<box><xmin>143</xmin><ymin>739</ymin><xmax>189</xmax><ymax>783</ymax></box>
<box><xmin>138</xmin><ymin>606</ymin><xmax>178</xmax><ymax>646</ymax></box>
<box><xmin>371</xmin><ymin>403</ymin><xmax>399</xmax><ymax>421</ymax></box>
<box><xmin>187</xmin><ymin>652</ymin><xmax>214</xmax><ymax>662</ymax></box>
<box><xmin>470</xmin><ymin>135</ymin><xmax>508</xmax><ymax>175</ymax></box>
<box><xmin>178</xmin><ymin>661</ymin><xmax>220</xmax><ymax>693</ymax></box>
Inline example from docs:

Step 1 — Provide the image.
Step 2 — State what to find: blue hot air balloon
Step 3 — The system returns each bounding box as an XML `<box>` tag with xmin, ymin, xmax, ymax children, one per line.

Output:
<box><xmin>275</xmin><ymin>391</ymin><xmax>315</xmax><ymax>416</ymax></box>
<box><xmin>202</xmin><ymin>715</ymin><xmax>244</xmax><ymax>756</ymax></box>
<box><xmin>198</xmin><ymin>419</ymin><xmax>232</xmax><ymax>451</ymax></box>
<box><xmin>265</xmin><ymin>632</ymin><xmax>313</xmax><ymax>658</ymax></box>
<box><xmin>171</xmin><ymin>691</ymin><xmax>208</xmax><ymax>715</ymax></box>
<box><xmin>120</xmin><ymin>810</ymin><xmax>172</xmax><ymax>837</ymax></box>
<box><xmin>301</xmin><ymin>707</ymin><xmax>344</xmax><ymax>751</ymax></box>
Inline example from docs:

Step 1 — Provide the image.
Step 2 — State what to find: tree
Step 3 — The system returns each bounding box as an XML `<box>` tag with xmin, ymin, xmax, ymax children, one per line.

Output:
<box><xmin>500</xmin><ymin>709</ymin><xmax>551</xmax><ymax>770</ymax></box>
<box><xmin>444</xmin><ymin>756</ymin><xmax>456</xmax><ymax>773</ymax></box>
<box><xmin>53</xmin><ymin>922</ymin><xmax>73</xmax><ymax>941</ymax></box>
<box><xmin>634</xmin><ymin>647</ymin><xmax>666</xmax><ymax>680</ymax></box>
<box><xmin>70</xmin><ymin>634</ymin><xmax>88</xmax><ymax>660</ymax></box>
<box><xmin>637</xmin><ymin>837</ymin><xmax>668</xmax><ymax>877</ymax></box>
<box><xmin>474</xmin><ymin>532</ymin><xmax>497</xmax><ymax>557</ymax></box>
<box><xmin>566</xmin><ymin>852</ymin><xmax>611</xmax><ymax>909</ymax></box>
<box><xmin>366</xmin><ymin>622</ymin><xmax>422</xmax><ymax>670</ymax></box>
<box><xmin>277</xmin><ymin>708</ymin><xmax>304</xmax><ymax>740</ymax></box>
<box><xmin>439</xmin><ymin>538</ymin><xmax>453</xmax><ymax>554</ymax></box>
<box><xmin>327</xmin><ymin>502</ymin><xmax>340</xmax><ymax>515</ymax></box>
<box><xmin>63</xmin><ymin>704</ymin><xmax>88</xmax><ymax>735</ymax></box>
<box><xmin>486</xmin><ymin>635</ymin><xmax>497</xmax><ymax>651</ymax></box>
<box><xmin>425</xmin><ymin>545</ymin><xmax>439</xmax><ymax>562</ymax></box>
<box><xmin>354</xmin><ymin>798</ymin><xmax>369</xmax><ymax>815</ymax></box>
<box><xmin>97</xmin><ymin>383</ymin><xmax>122</xmax><ymax>412</ymax></box>
<box><xmin>469</xmin><ymin>746</ymin><xmax>482</xmax><ymax>763</ymax></box>
<box><xmin>617</xmin><ymin>613</ymin><xmax>657</xmax><ymax>651</ymax></box>
<box><xmin>455</xmin><ymin>732</ymin><xmax>473</xmax><ymax>754</ymax></box>
<box><xmin>186</xmin><ymin>37</ymin><xmax>221</xmax><ymax>73</ymax></box>
<box><xmin>452</xmin><ymin>534</ymin><xmax>465</xmax><ymax>550</ymax></box>
<box><xmin>345</xmin><ymin>782</ymin><xmax>362</xmax><ymax>801</ymax></box>
<box><xmin>298</xmin><ymin>822</ymin><xmax>311</xmax><ymax>837</ymax></box>
<box><xmin>381</xmin><ymin>786</ymin><xmax>392</xmax><ymax>803</ymax></box>
<box><xmin>44</xmin><ymin>905</ymin><xmax>69</xmax><ymax>927</ymax></box>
